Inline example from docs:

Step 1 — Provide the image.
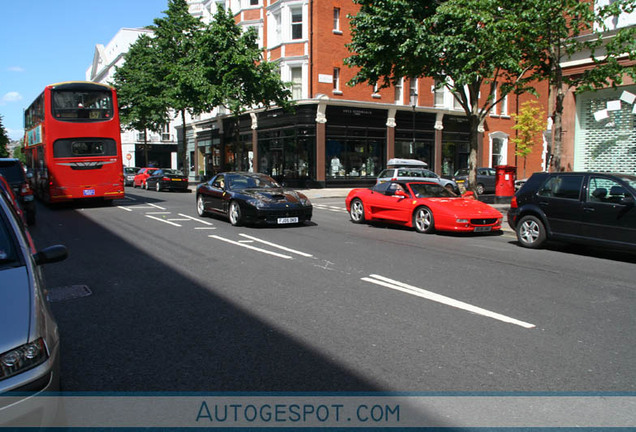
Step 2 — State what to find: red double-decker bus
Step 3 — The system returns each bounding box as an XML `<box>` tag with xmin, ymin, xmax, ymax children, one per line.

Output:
<box><xmin>22</xmin><ymin>81</ymin><xmax>124</xmax><ymax>203</ymax></box>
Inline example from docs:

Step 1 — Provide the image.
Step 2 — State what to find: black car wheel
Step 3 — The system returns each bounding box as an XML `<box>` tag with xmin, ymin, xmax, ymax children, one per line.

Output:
<box><xmin>156</xmin><ymin>182</ymin><xmax>162</xmax><ymax>192</ymax></box>
<box><xmin>413</xmin><ymin>206</ymin><xmax>435</xmax><ymax>234</ymax></box>
<box><xmin>228</xmin><ymin>201</ymin><xmax>243</xmax><ymax>226</ymax></box>
<box><xmin>196</xmin><ymin>195</ymin><xmax>208</xmax><ymax>217</ymax></box>
<box><xmin>516</xmin><ymin>215</ymin><xmax>546</xmax><ymax>248</ymax></box>
<box><xmin>349</xmin><ymin>198</ymin><xmax>365</xmax><ymax>223</ymax></box>
<box><xmin>476</xmin><ymin>183</ymin><xmax>485</xmax><ymax>195</ymax></box>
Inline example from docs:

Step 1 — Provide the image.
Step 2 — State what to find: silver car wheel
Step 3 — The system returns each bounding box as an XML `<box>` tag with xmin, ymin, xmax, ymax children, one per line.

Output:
<box><xmin>414</xmin><ymin>207</ymin><xmax>434</xmax><ymax>233</ymax></box>
<box><xmin>196</xmin><ymin>195</ymin><xmax>207</xmax><ymax>217</ymax></box>
<box><xmin>349</xmin><ymin>199</ymin><xmax>365</xmax><ymax>223</ymax></box>
<box><xmin>229</xmin><ymin>201</ymin><xmax>242</xmax><ymax>226</ymax></box>
<box><xmin>517</xmin><ymin>215</ymin><xmax>546</xmax><ymax>248</ymax></box>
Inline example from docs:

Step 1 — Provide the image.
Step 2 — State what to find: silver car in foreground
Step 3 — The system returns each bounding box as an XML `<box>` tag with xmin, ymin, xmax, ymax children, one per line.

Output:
<box><xmin>0</xmin><ymin>192</ymin><xmax>67</xmax><ymax>426</ymax></box>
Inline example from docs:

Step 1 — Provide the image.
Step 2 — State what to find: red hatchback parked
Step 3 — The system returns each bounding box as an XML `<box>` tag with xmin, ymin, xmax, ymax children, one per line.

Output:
<box><xmin>132</xmin><ymin>168</ymin><xmax>159</xmax><ymax>188</ymax></box>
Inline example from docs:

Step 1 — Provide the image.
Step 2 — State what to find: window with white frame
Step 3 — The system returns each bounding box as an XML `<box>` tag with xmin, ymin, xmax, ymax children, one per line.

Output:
<box><xmin>291</xmin><ymin>7</ymin><xmax>303</xmax><ymax>40</ymax></box>
<box><xmin>409</xmin><ymin>78</ymin><xmax>418</xmax><ymax>106</ymax></box>
<box><xmin>333</xmin><ymin>67</ymin><xmax>341</xmax><ymax>93</ymax></box>
<box><xmin>291</xmin><ymin>67</ymin><xmax>303</xmax><ymax>99</ymax></box>
<box><xmin>434</xmin><ymin>80</ymin><xmax>445</xmax><ymax>107</ymax></box>
<box><xmin>394</xmin><ymin>78</ymin><xmax>404</xmax><ymax>104</ymax></box>
<box><xmin>489</xmin><ymin>132</ymin><xmax>508</xmax><ymax>167</ymax></box>
<box><xmin>269</xmin><ymin>11</ymin><xmax>282</xmax><ymax>46</ymax></box>
<box><xmin>333</xmin><ymin>8</ymin><xmax>341</xmax><ymax>32</ymax></box>
<box><xmin>249</xmin><ymin>0</ymin><xmax>259</xmax><ymax>6</ymax></box>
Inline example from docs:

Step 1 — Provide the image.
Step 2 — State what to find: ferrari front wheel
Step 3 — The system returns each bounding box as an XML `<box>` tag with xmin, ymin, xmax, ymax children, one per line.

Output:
<box><xmin>228</xmin><ymin>201</ymin><xmax>243</xmax><ymax>226</ymax></box>
<box><xmin>196</xmin><ymin>195</ymin><xmax>208</xmax><ymax>217</ymax></box>
<box><xmin>413</xmin><ymin>206</ymin><xmax>434</xmax><ymax>234</ymax></box>
<box><xmin>349</xmin><ymin>198</ymin><xmax>365</xmax><ymax>223</ymax></box>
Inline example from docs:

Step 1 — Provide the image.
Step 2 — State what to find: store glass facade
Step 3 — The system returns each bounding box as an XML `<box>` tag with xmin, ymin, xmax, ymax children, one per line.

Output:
<box><xmin>257</xmin><ymin>106</ymin><xmax>316</xmax><ymax>187</ymax></box>
<box><xmin>325</xmin><ymin>106</ymin><xmax>386</xmax><ymax>184</ymax></box>
<box><xmin>441</xmin><ymin>116</ymin><xmax>471</xmax><ymax>177</ymax></box>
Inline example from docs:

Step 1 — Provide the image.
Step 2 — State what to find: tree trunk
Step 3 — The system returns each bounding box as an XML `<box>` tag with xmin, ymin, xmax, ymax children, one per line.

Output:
<box><xmin>552</xmin><ymin>88</ymin><xmax>564</xmax><ymax>172</ymax></box>
<box><xmin>467</xmin><ymin>114</ymin><xmax>481</xmax><ymax>194</ymax></box>
<box><xmin>143</xmin><ymin>129</ymin><xmax>149</xmax><ymax>167</ymax></box>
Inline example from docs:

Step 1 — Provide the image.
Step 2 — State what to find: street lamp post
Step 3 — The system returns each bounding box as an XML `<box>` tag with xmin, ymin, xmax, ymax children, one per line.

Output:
<box><xmin>411</xmin><ymin>90</ymin><xmax>418</xmax><ymax>155</ymax></box>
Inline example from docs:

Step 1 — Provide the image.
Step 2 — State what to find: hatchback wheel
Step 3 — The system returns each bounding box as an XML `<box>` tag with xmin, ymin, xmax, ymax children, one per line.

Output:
<box><xmin>413</xmin><ymin>206</ymin><xmax>435</xmax><ymax>233</ymax></box>
<box><xmin>476</xmin><ymin>183</ymin><xmax>485</xmax><ymax>195</ymax></box>
<box><xmin>516</xmin><ymin>215</ymin><xmax>546</xmax><ymax>248</ymax></box>
<box><xmin>349</xmin><ymin>198</ymin><xmax>365</xmax><ymax>223</ymax></box>
<box><xmin>228</xmin><ymin>201</ymin><xmax>243</xmax><ymax>226</ymax></box>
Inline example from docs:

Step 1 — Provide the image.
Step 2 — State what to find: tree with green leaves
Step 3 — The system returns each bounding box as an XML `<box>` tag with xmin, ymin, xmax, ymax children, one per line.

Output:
<box><xmin>196</xmin><ymin>8</ymin><xmax>293</xmax><ymax>170</ymax></box>
<box><xmin>0</xmin><ymin>115</ymin><xmax>10</xmax><ymax>158</ymax></box>
<box><xmin>113</xmin><ymin>34</ymin><xmax>170</xmax><ymax>167</ymax></box>
<box><xmin>346</xmin><ymin>0</ymin><xmax>537</xmax><ymax>193</ymax></box>
<box><xmin>518</xmin><ymin>0</ymin><xmax>636</xmax><ymax>172</ymax></box>
<box><xmin>149</xmin><ymin>0</ymin><xmax>207</xmax><ymax>173</ymax></box>
<box><xmin>511</xmin><ymin>100</ymin><xmax>545</xmax><ymax>178</ymax></box>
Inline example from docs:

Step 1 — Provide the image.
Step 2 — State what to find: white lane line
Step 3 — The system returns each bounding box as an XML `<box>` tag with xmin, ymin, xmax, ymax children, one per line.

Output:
<box><xmin>178</xmin><ymin>213</ymin><xmax>214</xmax><ymax>225</ymax></box>
<box><xmin>146</xmin><ymin>212</ymin><xmax>171</xmax><ymax>215</ymax></box>
<box><xmin>238</xmin><ymin>234</ymin><xmax>314</xmax><ymax>257</ymax></box>
<box><xmin>209</xmin><ymin>235</ymin><xmax>292</xmax><ymax>259</ymax></box>
<box><xmin>194</xmin><ymin>227</ymin><xmax>217</xmax><ymax>230</ymax></box>
<box><xmin>118</xmin><ymin>206</ymin><xmax>133</xmax><ymax>212</ymax></box>
<box><xmin>361</xmin><ymin>274</ymin><xmax>535</xmax><ymax>329</ymax></box>
<box><xmin>148</xmin><ymin>203</ymin><xmax>166</xmax><ymax>210</ymax></box>
<box><xmin>145</xmin><ymin>215</ymin><xmax>182</xmax><ymax>227</ymax></box>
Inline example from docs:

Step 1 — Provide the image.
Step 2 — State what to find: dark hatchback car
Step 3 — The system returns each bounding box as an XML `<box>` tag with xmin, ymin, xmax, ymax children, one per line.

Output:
<box><xmin>196</xmin><ymin>172</ymin><xmax>312</xmax><ymax>226</ymax></box>
<box><xmin>453</xmin><ymin>167</ymin><xmax>496</xmax><ymax>194</ymax></box>
<box><xmin>508</xmin><ymin>172</ymin><xmax>636</xmax><ymax>250</ymax></box>
<box><xmin>0</xmin><ymin>159</ymin><xmax>35</xmax><ymax>225</ymax></box>
<box><xmin>145</xmin><ymin>169</ymin><xmax>189</xmax><ymax>192</ymax></box>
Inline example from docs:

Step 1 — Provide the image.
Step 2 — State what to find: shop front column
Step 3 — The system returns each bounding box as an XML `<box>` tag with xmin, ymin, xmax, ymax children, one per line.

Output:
<box><xmin>434</xmin><ymin>113</ymin><xmax>444</xmax><ymax>174</ymax></box>
<box><xmin>386</xmin><ymin>108</ymin><xmax>396</xmax><ymax>161</ymax></box>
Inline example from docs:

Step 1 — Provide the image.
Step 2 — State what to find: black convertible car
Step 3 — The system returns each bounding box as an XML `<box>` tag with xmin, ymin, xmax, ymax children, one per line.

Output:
<box><xmin>196</xmin><ymin>172</ymin><xmax>313</xmax><ymax>226</ymax></box>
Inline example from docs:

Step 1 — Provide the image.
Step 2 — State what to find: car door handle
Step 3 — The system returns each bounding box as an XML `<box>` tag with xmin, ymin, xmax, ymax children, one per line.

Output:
<box><xmin>583</xmin><ymin>207</ymin><xmax>595</xmax><ymax>213</ymax></box>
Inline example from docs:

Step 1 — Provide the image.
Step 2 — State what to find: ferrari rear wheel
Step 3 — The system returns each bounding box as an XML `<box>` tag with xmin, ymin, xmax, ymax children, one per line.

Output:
<box><xmin>349</xmin><ymin>198</ymin><xmax>365</xmax><ymax>223</ymax></box>
<box><xmin>228</xmin><ymin>201</ymin><xmax>243</xmax><ymax>226</ymax></box>
<box><xmin>413</xmin><ymin>206</ymin><xmax>435</xmax><ymax>234</ymax></box>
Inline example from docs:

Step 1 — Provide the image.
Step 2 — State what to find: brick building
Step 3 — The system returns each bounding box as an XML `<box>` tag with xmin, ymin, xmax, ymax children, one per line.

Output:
<box><xmin>183</xmin><ymin>0</ymin><xmax>551</xmax><ymax>187</ymax></box>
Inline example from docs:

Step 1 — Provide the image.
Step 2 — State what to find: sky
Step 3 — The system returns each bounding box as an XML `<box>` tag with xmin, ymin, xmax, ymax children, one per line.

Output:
<box><xmin>0</xmin><ymin>0</ymin><xmax>170</xmax><ymax>140</ymax></box>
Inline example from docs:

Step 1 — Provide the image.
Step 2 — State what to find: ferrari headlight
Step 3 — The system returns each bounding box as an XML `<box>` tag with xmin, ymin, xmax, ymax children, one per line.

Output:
<box><xmin>456</xmin><ymin>218</ymin><xmax>469</xmax><ymax>223</ymax></box>
<box><xmin>0</xmin><ymin>338</ymin><xmax>48</xmax><ymax>381</ymax></box>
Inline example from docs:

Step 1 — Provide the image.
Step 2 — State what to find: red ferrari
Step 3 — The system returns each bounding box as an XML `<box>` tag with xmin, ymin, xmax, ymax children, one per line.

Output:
<box><xmin>345</xmin><ymin>181</ymin><xmax>503</xmax><ymax>234</ymax></box>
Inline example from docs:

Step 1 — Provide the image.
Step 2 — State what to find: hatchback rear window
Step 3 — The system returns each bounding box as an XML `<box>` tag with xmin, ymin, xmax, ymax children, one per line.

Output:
<box><xmin>0</xmin><ymin>162</ymin><xmax>25</xmax><ymax>184</ymax></box>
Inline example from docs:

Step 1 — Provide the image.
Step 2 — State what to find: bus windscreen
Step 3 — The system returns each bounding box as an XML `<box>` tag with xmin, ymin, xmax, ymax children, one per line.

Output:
<box><xmin>51</xmin><ymin>90</ymin><xmax>113</xmax><ymax>121</ymax></box>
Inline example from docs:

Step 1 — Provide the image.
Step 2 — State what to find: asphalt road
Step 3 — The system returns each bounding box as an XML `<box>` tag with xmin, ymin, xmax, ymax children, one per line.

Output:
<box><xmin>29</xmin><ymin>187</ymin><xmax>636</xmax><ymax>393</ymax></box>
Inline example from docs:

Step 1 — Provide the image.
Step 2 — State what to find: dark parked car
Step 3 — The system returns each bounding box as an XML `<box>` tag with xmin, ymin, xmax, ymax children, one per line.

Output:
<box><xmin>0</xmin><ymin>189</ymin><xmax>67</xmax><ymax>424</ymax></box>
<box><xmin>196</xmin><ymin>172</ymin><xmax>312</xmax><ymax>226</ymax></box>
<box><xmin>453</xmin><ymin>167</ymin><xmax>496</xmax><ymax>194</ymax></box>
<box><xmin>0</xmin><ymin>159</ymin><xmax>35</xmax><ymax>225</ymax></box>
<box><xmin>145</xmin><ymin>169</ymin><xmax>189</xmax><ymax>192</ymax></box>
<box><xmin>508</xmin><ymin>172</ymin><xmax>636</xmax><ymax>250</ymax></box>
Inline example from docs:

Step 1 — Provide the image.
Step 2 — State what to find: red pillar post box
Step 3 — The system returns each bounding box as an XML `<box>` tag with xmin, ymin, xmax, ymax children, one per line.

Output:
<box><xmin>495</xmin><ymin>165</ymin><xmax>516</xmax><ymax>203</ymax></box>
